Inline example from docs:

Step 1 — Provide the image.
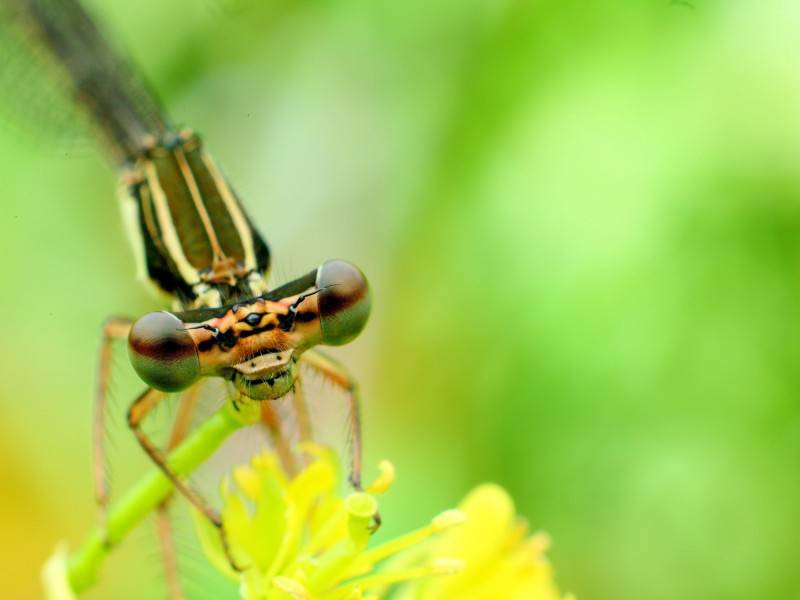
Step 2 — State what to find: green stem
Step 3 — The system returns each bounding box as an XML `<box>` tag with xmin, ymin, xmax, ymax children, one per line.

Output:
<box><xmin>66</xmin><ymin>403</ymin><xmax>243</xmax><ymax>593</ymax></box>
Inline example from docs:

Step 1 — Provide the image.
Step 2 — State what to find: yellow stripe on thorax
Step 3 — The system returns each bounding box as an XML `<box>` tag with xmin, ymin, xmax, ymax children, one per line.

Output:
<box><xmin>201</xmin><ymin>153</ymin><xmax>258</xmax><ymax>273</ymax></box>
<box><xmin>173</xmin><ymin>146</ymin><xmax>228</xmax><ymax>262</ymax></box>
<box><xmin>143</xmin><ymin>158</ymin><xmax>202</xmax><ymax>286</ymax></box>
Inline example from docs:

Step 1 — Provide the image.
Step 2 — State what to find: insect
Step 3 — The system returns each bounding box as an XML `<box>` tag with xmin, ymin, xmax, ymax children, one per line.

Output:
<box><xmin>2</xmin><ymin>0</ymin><xmax>372</xmax><ymax>595</ymax></box>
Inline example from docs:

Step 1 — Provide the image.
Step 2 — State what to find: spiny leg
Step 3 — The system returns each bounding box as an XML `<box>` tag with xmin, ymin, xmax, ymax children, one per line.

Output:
<box><xmin>166</xmin><ymin>384</ymin><xmax>202</xmax><ymax>451</ymax></box>
<box><xmin>155</xmin><ymin>505</ymin><xmax>184</xmax><ymax>600</ymax></box>
<box><xmin>155</xmin><ymin>384</ymin><xmax>203</xmax><ymax>600</ymax></box>
<box><xmin>127</xmin><ymin>387</ymin><xmax>242</xmax><ymax>571</ymax></box>
<box><xmin>93</xmin><ymin>316</ymin><xmax>132</xmax><ymax>533</ymax></box>
<box><xmin>292</xmin><ymin>375</ymin><xmax>314</xmax><ymax>466</ymax></box>
<box><xmin>260</xmin><ymin>401</ymin><xmax>297</xmax><ymax>477</ymax></box>
<box><xmin>292</xmin><ymin>375</ymin><xmax>314</xmax><ymax>445</ymax></box>
<box><xmin>300</xmin><ymin>350</ymin><xmax>379</xmax><ymax>530</ymax></box>
<box><xmin>300</xmin><ymin>350</ymin><xmax>364</xmax><ymax>490</ymax></box>
<box><xmin>260</xmin><ymin>375</ymin><xmax>315</xmax><ymax>473</ymax></box>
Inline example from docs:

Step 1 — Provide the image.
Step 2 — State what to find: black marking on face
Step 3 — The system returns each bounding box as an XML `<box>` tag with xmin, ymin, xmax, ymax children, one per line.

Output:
<box><xmin>194</xmin><ymin>325</ymin><xmax>236</xmax><ymax>352</ymax></box>
<box><xmin>277</xmin><ymin>312</ymin><xmax>294</xmax><ymax>331</ymax></box>
<box><xmin>263</xmin><ymin>370</ymin><xmax>290</xmax><ymax>387</ymax></box>
<box><xmin>215</xmin><ymin>329</ymin><xmax>238</xmax><ymax>351</ymax></box>
<box><xmin>231</xmin><ymin>358</ymin><xmax>298</xmax><ymax>400</ymax></box>
<box><xmin>276</xmin><ymin>308</ymin><xmax>318</xmax><ymax>333</ymax></box>
<box><xmin>239</xmin><ymin>322</ymin><xmax>279</xmax><ymax>339</ymax></box>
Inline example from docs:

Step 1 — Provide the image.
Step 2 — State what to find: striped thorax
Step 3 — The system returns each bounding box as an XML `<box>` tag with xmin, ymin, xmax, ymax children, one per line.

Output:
<box><xmin>120</xmin><ymin>130</ymin><xmax>271</xmax><ymax>309</ymax></box>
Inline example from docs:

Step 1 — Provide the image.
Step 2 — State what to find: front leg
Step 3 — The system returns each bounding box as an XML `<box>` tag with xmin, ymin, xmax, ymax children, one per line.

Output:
<box><xmin>127</xmin><ymin>387</ymin><xmax>243</xmax><ymax>571</ymax></box>
<box><xmin>300</xmin><ymin>349</ymin><xmax>364</xmax><ymax>490</ymax></box>
<box><xmin>300</xmin><ymin>350</ymin><xmax>381</xmax><ymax>531</ymax></box>
<box><xmin>126</xmin><ymin>389</ymin><xmax>219</xmax><ymax>524</ymax></box>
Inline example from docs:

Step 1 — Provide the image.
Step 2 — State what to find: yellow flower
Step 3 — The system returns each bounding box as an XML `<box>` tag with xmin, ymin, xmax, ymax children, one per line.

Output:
<box><xmin>192</xmin><ymin>445</ymin><xmax>465</xmax><ymax>600</ymax></box>
<box><xmin>193</xmin><ymin>446</ymin><xmax>572</xmax><ymax>600</ymax></box>
<box><xmin>390</xmin><ymin>484</ymin><xmax>574</xmax><ymax>600</ymax></box>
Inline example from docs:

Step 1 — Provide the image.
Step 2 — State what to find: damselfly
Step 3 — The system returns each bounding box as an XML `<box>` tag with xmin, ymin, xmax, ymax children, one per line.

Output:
<box><xmin>2</xmin><ymin>0</ymin><xmax>372</xmax><ymax>595</ymax></box>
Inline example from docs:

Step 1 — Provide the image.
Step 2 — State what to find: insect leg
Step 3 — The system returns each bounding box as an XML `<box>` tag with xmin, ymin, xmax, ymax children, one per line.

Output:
<box><xmin>127</xmin><ymin>387</ymin><xmax>243</xmax><ymax>571</ymax></box>
<box><xmin>155</xmin><ymin>384</ymin><xmax>202</xmax><ymax>600</ymax></box>
<box><xmin>300</xmin><ymin>350</ymin><xmax>363</xmax><ymax>489</ymax></box>
<box><xmin>94</xmin><ymin>316</ymin><xmax>132</xmax><ymax>535</ymax></box>
<box><xmin>292</xmin><ymin>375</ymin><xmax>313</xmax><ymax>446</ymax></box>
<box><xmin>300</xmin><ymin>350</ymin><xmax>379</xmax><ymax>530</ymax></box>
<box><xmin>292</xmin><ymin>375</ymin><xmax>314</xmax><ymax>468</ymax></box>
<box><xmin>260</xmin><ymin>401</ymin><xmax>297</xmax><ymax>476</ymax></box>
<box><xmin>155</xmin><ymin>507</ymin><xmax>184</xmax><ymax>600</ymax></box>
<box><xmin>165</xmin><ymin>383</ymin><xmax>203</xmax><ymax>452</ymax></box>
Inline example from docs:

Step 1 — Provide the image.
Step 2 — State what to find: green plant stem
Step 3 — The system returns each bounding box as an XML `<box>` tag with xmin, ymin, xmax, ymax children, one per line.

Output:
<box><xmin>66</xmin><ymin>403</ymin><xmax>243</xmax><ymax>593</ymax></box>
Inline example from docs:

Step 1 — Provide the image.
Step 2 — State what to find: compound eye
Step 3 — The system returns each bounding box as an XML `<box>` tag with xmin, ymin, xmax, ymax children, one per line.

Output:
<box><xmin>316</xmin><ymin>260</ymin><xmax>371</xmax><ymax>346</ymax></box>
<box><xmin>128</xmin><ymin>311</ymin><xmax>200</xmax><ymax>392</ymax></box>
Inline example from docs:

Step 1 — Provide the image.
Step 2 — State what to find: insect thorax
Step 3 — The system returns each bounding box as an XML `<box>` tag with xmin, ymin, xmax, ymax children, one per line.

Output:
<box><xmin>119</xmin><ymin>131</ymin><xmax>270</xmax><ymax>308</ymax></box>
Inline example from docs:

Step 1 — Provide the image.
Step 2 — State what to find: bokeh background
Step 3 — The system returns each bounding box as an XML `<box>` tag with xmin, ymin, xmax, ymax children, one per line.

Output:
<box><xmin>2</xmin><ymin>0</ymin><xmax>800</xmax><ymax>598</ymax></box>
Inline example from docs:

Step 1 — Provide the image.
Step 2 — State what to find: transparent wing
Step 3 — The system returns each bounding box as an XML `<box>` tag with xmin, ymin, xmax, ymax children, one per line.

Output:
<box><xmin>0</xmin><ymin>0</ymin><xmax>169</xmax><ymax>164</ymax></box>
<box><xmin>0</xmin><ymin>6</ymin><xmax>92</xmax><ymax>154</ymax></box>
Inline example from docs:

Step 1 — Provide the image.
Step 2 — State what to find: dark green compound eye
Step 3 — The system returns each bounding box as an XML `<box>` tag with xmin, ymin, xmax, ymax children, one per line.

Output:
<box><xmin>316</xmin><ymin>260</ymin><xmax>372</xmax><ymax>346</ymax></box>
<box><xmin>128</xmin><ymin>311</ymin><xmax>200</xmax><ymax>392</ymax></box>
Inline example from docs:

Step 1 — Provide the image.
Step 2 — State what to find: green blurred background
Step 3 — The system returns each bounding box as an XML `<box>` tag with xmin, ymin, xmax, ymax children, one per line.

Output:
<box><xmin>2</xmin><ymin>0</ymin><xmax>799</xmax><ymax>598</ymax></box>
